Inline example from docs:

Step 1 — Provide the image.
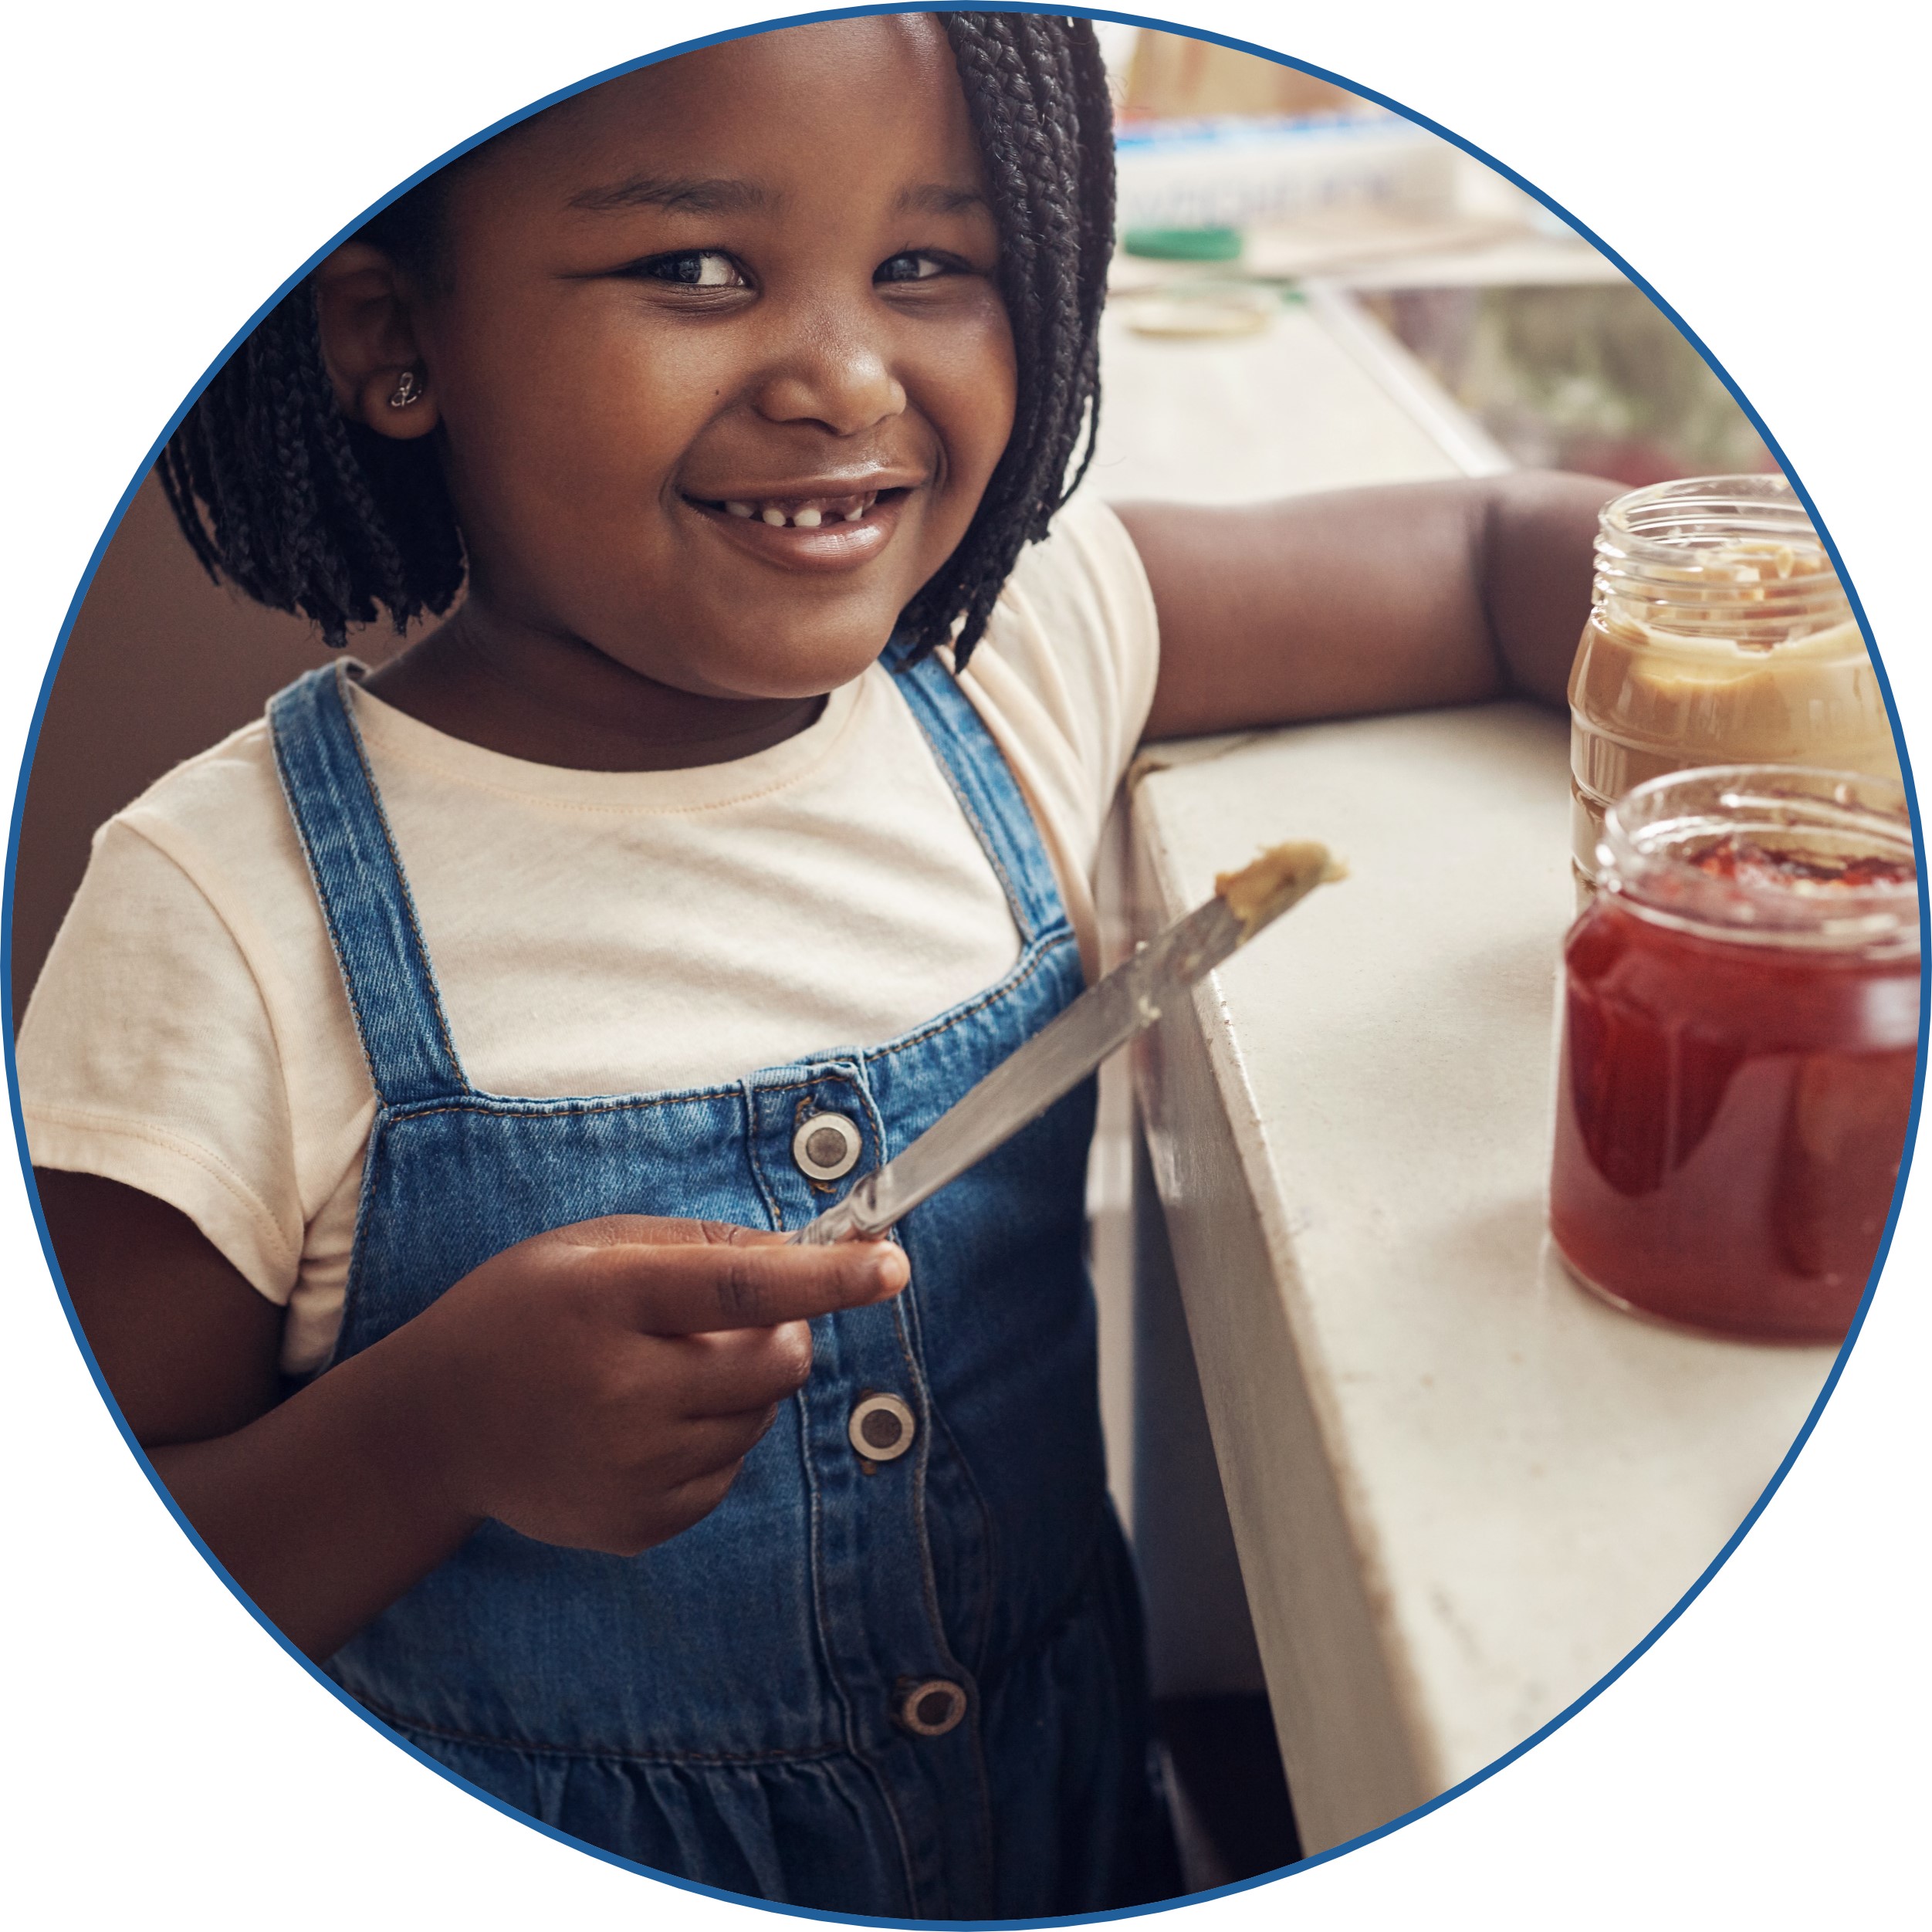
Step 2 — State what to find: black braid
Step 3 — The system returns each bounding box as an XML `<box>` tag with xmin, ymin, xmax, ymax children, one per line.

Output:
<box><xmin>159</xmin><ymin>170</ymin><xmax>463</xmax><ymax>649</ymax></box>
<box><xmin>156</xmin><ymin>13</ymin><xmax>1114</xmax><ymax>666</ymax></box>
<box><xmin>922</xmin><ymin>12</ymin><xmax>1115</xmax><ymax>665</ymax></box>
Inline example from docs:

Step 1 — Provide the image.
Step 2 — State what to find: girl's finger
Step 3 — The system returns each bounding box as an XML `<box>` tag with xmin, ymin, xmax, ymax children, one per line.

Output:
<box><xmin>661</xmin><ymin>1460</ymin><xmax>748</xmax><ymax>1534</ymax></box>
<box><xmin>549</xmin><ymin>1214</ymin><xmax>785</xmax><ymax>1254</ymax></box>
<box><xmin>668</xmin><ymin>1322</ymin><xmax>817</xmax><ymax>1416</ymax></box>
<box><xmin>657</xmin><ymin>1405</ymin><xmax>785</xmax><ymax>1483</ymax></box>
<box><xmin>595</xmin><ymin>1235</ymin><xmax>908</xmax><ymax>1336</ymax></box>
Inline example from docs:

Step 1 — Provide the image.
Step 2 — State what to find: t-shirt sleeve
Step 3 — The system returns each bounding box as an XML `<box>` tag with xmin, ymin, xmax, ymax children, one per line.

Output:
<box><xmin>948</xmin><ymin>493</ymin><xmax>1160</xmax><ymax>970</ymax></box>
<box><xmin>17</xmin><ymin>818</ymin><xmax>306</xmax><ymax>1303</ymax></box>
<box><xmin>975</xmin><ymin>491</ymin><xmax>1161</xmax><ymax>807</ymax></box>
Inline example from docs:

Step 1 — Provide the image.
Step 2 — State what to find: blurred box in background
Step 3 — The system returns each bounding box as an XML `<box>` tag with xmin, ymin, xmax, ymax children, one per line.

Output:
<box><xmin>1113</xmin><ymin>114</ymin><xmax>1458</xmax><ymax>235</ymax></box>
<box><xmin>1108</xmin><ymin>30</ymin><xmax>1460</xmax><ymax>247</ymax></box>
<box><xmin>1121</xmin><ymin>28</ymin><xmax>1358</xmax><ymax>119</ymax></box>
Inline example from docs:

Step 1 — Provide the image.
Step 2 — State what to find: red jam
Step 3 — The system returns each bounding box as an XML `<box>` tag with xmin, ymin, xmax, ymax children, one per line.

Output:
<box><xmin>1681</xmin><ymin>835</ymin><xmax>1913</xmax><ymax>893</ymax></box>
<box><xmin>1549</xmin><ymin>837</ymin><xmax>1920</xmax><ymax>1342</ymax></box>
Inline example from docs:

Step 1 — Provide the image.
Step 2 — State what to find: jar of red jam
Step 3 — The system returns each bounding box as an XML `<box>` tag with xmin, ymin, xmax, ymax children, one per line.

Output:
<box><xmin>1549</xmin><ymin>766</ymin><xmax>1920</xmax><ymax>1341</ymax></box>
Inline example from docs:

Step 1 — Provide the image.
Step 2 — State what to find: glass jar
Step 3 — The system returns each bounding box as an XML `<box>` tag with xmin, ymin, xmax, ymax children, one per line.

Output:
<box><xmin>1568</xmin><ymin>475</ymin><xmax>1896</xmax><ymax>902</ymax></box>
<box><xmin>1548</xmin><ymin>766</ymin><xmax>1920</xmax><ymax>1342</ymax></box>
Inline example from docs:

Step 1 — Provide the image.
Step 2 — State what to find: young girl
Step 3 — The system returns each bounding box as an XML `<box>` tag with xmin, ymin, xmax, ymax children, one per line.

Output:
<box><xmin>21</xmin><ymin>13</ymin><xmax>1612</xmax><ymax>1917</ymax></box>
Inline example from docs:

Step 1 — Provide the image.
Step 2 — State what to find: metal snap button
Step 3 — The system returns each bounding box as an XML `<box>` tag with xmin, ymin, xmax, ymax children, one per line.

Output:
<box><xmin>848</xmin><ymin>1392</ymin><xmax>915</xmax><ymax>1463</ymax></box>
<box><xmin>895</xmin><ymin>1677</ymin><xmax>968</xmax><ymax>1737</ymax></box>
<box><xmin>793</xmin><ymin>1111</ymin><xmax>862</xmax><ymax>1183</ymax></box>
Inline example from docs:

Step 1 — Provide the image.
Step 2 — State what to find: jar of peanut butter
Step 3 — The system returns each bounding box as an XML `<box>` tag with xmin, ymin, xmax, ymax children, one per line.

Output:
<box><xmin>1568</xmin><ymin>476</ymin><xmax>1896</xmax><ymax>899</ymax></box>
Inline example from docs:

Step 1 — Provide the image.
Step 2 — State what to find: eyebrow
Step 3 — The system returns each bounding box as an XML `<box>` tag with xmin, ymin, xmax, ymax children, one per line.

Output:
<box><xmin>895</xmin><ymin>183</ymin><xmax>991</xmax><ymax>218</ymax></box>
<box><xmin>567</xmin><ymin>175</ymin><xmax>773</xmax><ymax>215</ymax></box>
<box><xmin>566</xmin><ymin>176</ymin><xmax>990</xmax><ymax>219</ymax></box>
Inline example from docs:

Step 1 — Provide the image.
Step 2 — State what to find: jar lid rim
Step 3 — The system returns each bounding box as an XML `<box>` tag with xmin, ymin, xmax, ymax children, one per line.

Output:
<box><xmin>1600</xmin><ymin>765</ymin><xmax>1920</xmax><ymax>955</ymax></box>
<box><xmin>1597</xmin><ymin>473</ymin><xmax>1828</xmax><ymax>560</ymax></box>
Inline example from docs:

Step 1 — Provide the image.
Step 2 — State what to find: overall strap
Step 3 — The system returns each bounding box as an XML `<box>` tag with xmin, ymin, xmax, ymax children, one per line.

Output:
<box><xmin>886</xmin><ymin>637</ymin><xmax>1072</xmax><ymax>948</ymax></box>
<box><xmin>269</xmin><ymin>665</ymin><xmax>469</xmax><ymax>1108</ymax></box>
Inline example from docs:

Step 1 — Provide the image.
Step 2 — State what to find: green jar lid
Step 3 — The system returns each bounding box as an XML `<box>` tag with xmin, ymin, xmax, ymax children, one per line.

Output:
<box><xmin>1122</xmin><ymin>225</ymin><xmax>1244</xmax><ymax>262</ymax></box>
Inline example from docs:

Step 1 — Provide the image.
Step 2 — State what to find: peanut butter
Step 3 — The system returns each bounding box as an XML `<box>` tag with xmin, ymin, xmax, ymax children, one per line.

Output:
<box><xmin>1569</xmin><ymin>482</ymin><xmax>1899</xmax><ymax>895</ymax></box>
<box><xmin>1213</xmin><ymin>840</ymin><xmax>1345</xmax><ymax>938</ymax></box>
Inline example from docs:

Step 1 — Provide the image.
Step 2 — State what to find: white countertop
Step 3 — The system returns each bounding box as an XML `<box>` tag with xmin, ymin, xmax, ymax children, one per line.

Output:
<box><xmin>1128</xmin><ymin>705</ymin><xmax>1840</xmax><ymax>1853</ymax></box>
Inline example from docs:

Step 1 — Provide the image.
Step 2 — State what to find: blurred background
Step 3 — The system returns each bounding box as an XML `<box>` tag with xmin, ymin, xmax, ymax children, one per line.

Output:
<box><xmin>10</xmin><ymin>21</ymin><xmax>1778</xmax><ymax>1898</ymax></box>
<box><xmin>1096</xmin><ymin>23</ymin><xmax>1770</xmax><ymax>489</ymax></box>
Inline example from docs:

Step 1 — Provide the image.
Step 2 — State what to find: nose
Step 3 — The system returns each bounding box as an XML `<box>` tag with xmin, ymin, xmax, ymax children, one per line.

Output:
<box><xmin>749</xmin><ymin>299</ymin><xmax>907</xmax><ymax>438</ymax></box>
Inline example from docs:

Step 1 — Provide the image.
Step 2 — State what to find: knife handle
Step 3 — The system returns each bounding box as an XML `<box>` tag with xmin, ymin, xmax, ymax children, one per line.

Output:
<box><xmin>788</xmin><ymin>1205</ymin><xmax>859</xmax><ymax>1247</ymax></box>
<box><xmin>787</xmin><ymin>1175</ymin><xmax>890</xmax><ymax>1246</ymax></box>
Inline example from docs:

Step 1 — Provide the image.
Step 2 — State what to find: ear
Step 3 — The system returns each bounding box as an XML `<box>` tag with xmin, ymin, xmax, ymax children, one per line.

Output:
<box><xmin>311</xmin><ymin>242</ymin><xmax>442</xmax><ymax>442</ymax></box>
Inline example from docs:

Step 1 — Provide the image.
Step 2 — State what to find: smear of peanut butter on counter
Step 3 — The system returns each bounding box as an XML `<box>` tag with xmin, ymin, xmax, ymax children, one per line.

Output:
<box><xmin>1213</xmin><ymin>840</ymin><xmax>1346</xmax><ymax>938</ymax></box>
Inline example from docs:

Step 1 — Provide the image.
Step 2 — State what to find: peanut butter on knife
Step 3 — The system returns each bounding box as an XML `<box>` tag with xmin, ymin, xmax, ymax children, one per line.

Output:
<box><xmin>1215</xmin><ymin>840</ymin><xmax>1348</xmax><ymax>938</ymax></box>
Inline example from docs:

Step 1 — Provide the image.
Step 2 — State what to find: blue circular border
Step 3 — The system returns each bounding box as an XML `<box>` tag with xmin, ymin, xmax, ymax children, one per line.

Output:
<box><xmin>5</xmin><ymin>7</ymin><xmax>1924</xmax><ymax>1924</ymax></box>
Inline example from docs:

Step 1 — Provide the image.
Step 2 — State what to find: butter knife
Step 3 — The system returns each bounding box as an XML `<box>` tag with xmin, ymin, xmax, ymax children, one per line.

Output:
<box><xmin>789</xmin><ymin>840</ymin><xmax>1342</xmax><ymax>1245</ymax></box>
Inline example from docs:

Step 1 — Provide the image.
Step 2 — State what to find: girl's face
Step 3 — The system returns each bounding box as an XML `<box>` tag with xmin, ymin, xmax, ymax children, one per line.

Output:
<box><xmin>406</xmin><ymin>16</ymin><xmax>1017</xmax><ymax>702</ymax></box>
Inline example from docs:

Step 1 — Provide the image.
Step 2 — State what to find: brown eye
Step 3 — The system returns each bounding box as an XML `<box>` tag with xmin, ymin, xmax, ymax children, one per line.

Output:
<box><xmin>638</xmin><ymin>251</ymin><xmax>746</xmax><ymax>289</ymax></box>
<box><xmin>875</xmin><ymin>252</ymin><xmax>947</xmax><ymax>284</ymax></box>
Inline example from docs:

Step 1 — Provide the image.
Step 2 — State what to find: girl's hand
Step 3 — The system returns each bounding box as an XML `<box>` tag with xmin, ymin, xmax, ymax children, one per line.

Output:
<box><xmin>37</xmin><ymin>1171</ymin><xmax>905</xmax><ymax>1657</ymax></box>
<box><xmin>403</xmin><ymin>1216</ymin><xmax>908</xmax><ymax>1556</ymax></box>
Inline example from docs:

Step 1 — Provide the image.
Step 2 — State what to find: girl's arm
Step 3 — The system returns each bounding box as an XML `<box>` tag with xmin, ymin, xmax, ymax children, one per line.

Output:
<box><xmin>38</xmin><ymin>1169</ymin><xmax>905</xmax><ymax>1662</ymax></box>
<box><xmin>40</xmin><ymin>1169</ymin><xmax>482</xmax><ymax>1660</ymax></box>
<box><xmin>1120</xmin><ymin>470</ymin><xmax>1619</xmax><ymax>739</ymax></box>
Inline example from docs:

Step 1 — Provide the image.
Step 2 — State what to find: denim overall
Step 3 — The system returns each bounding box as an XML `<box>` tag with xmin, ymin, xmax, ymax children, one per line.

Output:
<box><xmin>268</xmin><ymin>654</ymin><xmax>1176</xmax><ymax>1918</ymax></box>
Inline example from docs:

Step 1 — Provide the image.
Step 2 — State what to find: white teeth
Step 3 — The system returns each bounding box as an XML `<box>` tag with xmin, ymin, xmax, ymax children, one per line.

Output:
<box><xmin>721</xmin><ymin>495</ymin><xmax>875</xmax><ymax>528</ymax></box>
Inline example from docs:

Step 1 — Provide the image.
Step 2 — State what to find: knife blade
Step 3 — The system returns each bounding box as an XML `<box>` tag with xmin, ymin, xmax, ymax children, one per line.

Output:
<box><xmin>788</xmin><ymin>839</ymin><xmax>1342</xmax><ymax>1246</ymax></box>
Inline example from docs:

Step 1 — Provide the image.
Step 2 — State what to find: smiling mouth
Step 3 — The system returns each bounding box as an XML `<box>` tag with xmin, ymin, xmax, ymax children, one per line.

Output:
<box><xmin>685</xmin><ymin>487</ymin><xmax>908</xmax><ymax>528</ymax></box>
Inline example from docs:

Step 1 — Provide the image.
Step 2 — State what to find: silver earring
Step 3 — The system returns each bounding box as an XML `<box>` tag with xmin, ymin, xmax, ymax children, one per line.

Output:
<box><xmin>387</xmin><ymin>369</ymin><xmax>426</xmax><ymax>410</ymax></box>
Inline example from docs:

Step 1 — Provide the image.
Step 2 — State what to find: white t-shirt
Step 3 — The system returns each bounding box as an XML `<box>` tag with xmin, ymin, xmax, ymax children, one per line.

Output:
<box><xmin>19</xmin><ymin>494</ymin><xmax>1159</xmax><ymax>1375</ymax></box>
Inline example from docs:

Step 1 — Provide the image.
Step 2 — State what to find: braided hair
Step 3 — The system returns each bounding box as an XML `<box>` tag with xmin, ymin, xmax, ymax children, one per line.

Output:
<box><xmin>158</xmin><ymin>12</ymin><xmax>1115</xmax><ymax>664</ymax></box>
